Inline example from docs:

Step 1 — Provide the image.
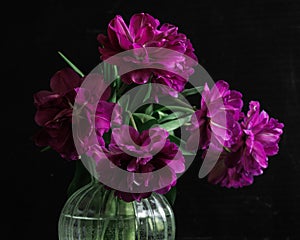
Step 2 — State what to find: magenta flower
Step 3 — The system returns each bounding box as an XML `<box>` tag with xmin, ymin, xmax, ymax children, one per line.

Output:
<box><xmin>33</xmin><ymin>69</ymin><xmax>114</xmax><ymax>160</ymax></box>
<box><xmin>94</xmin><ymin>101</ymin><xmax>122</xmax><ymax>146</ymax></box>
<box><xmin>33</xmin><ymin>68</ymin><xmax>83</xmax><ymax>160</ymax></box>
<box><xmin>94</xmin><ymin>125</ymin><xmax>185</xmax><ymax>202</ymax></box>
<box><xmin>186</xmin><ymin>80</ymin><xmax>243</xmax><ymax>151</ymax></box>
<box><xmin>71</xmin><ymin>73</ymin><xmax>117</xmax><ymax>148</ymax></box>
<box><xmin>207</xmin><ymin>147</ymin><xmax>255</xmax><ymax>188</ymax></box>
<box><xmin>207</xmin><ymin>101</ymin><xmax>284</xmax><ymax>188</ymax></box>
<box><xmin>241</xmin><ymin>101</ymin><xmax>284</xmax><ymax>174</ymax></box>
<box><xmin>97</xmin><ymin>13</ymin><xmax>197</xmax><ymax>98</ymax></box>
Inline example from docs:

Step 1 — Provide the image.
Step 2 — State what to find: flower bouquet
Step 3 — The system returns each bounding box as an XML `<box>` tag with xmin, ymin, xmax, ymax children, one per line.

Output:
<box><xmin>33</xmin><ymin>13</ymin><xmax>284</xmax><ymax>240</ymax></box>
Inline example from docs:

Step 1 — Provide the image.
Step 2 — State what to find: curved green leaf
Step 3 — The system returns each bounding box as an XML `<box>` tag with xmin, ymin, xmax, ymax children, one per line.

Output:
<box><xmin>132</xmin><ymin>113</ymin><xmax>156</xmax><ymax>123</ymax></box>
<box><xmin>169</xmin><ymin>134</ymin><xmax>195</xmax><ymax>156</ymax></box>
<box><xmin>157</xmin><ymin>112</ymin><xmax>189</xmax><ymax>124</ymax></box>
<box><xmin>181</xmin><ymin>86</ymin><xmax>204</xmax><ymax>96</ymax></box>
<box><xmin>164</xmin><ymin>187</ymin><xmax>177</xmax><ymax>206</ymax></box>
<box><xmin>159</xmin><ymin>115</ymin><xmax>191</xmax><ymax>132</ymax></box>
<box><xmin>58</xmin><ymin>51</ymin><xmax>84</xmax><ymax>77</ymax></box>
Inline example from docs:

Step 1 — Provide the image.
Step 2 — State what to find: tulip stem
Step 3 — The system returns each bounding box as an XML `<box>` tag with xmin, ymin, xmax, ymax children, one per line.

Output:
<box><xmin>128</xmin><ymin>111</ymin><xmax>138</xmax><ymax>130</ymax></box>
<box><xmin>117</xmin><ymin>83</ymin><xmax>129</xmax><ymax>99</ymax></box>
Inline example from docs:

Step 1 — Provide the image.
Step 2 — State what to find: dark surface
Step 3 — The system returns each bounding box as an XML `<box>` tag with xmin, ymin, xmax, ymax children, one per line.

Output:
<box><xmin>3</xmin><ymin>0</ymin><xmax>300</xmax><ymax>239</ymax></box>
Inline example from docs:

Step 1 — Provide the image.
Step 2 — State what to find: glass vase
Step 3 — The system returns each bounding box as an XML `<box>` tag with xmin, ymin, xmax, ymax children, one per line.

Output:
<box><xmin>58</xmin><ymin>177</ymin><xmax>176</xmax><ymax>240</ymax></box>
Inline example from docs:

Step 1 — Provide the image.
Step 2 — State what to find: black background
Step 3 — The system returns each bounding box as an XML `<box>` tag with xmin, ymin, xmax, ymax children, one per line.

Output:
<box><xmin>4</xmin><ymin>0</ymin><xmax>300</xmax><ymax>239</ymax></box>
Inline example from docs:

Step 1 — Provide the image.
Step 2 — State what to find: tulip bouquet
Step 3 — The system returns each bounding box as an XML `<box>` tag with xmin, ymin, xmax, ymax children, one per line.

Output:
<box><xmin>33</xmin><ymin>12</ymin><xmax>284</xmax><ymax>239</ymax></box>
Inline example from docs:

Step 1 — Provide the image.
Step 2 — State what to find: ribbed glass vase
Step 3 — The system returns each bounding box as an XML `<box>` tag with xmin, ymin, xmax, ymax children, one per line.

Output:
<box><xmin>58</xmin><ymin>177</ymin><xmax>175</xmax><ymax>240</ymax></box>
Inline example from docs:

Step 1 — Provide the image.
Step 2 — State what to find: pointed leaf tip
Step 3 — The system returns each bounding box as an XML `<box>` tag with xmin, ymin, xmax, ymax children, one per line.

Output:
<box><xmin>58</xmin><ymin>51</ymin><xmax>84</xmax><ymax>77</ymax></box>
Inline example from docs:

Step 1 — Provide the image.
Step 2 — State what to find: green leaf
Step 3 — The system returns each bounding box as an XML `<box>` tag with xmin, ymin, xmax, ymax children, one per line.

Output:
<box><xmin>145</xmin><ymin>104</ymin><xmax>153</xmax><ymax>115</ymax></box>
<box><xmin>118</xmin><ymin>94</ymin><xmax>130</xmax><ymax>111</ymax></box>
<box><xmin>168</xmin><ymin>134</ymin><xmax>181</xmax><ymax>145</ymax></box>
<box><xmin>139</xmin><ymin>119</ymin><xmax>158</xmax><ymax>132</ymax></box>
<box><xmin>104</xmin><ymin>61</ymin><xmax>110</xmax><ymax>82</ymax></box>
<box><xmin>156</xmin><ymin>110</ymin><xmax>168</xmax><ymax>119</ymax></box>
<box><xmin>132</xmin><ymin>116</ymin><xmax>143</xmax><ymax>131</ymax></box>
<box><xmin>159</xmin><ymin>115</ymin><xmax>191</xmax><ymax>132</ymax></box>
<box><xmin>168</xmin><ymin>130</ymin><xmax>175</xmax><ymax>136</ymax></box>
<box><xmin>109</xmin><ymin>89</ymin><xmax>117</xmax><ymax>103</ymax></box>
<box><xmin>157</xmin><ymin>112</ymin><xmax>187</xmax><ymax>124</ymax></box>
<box><xmin>132</xmin><ymin>113</ymin><xmax>158</xmax><ymax>132</ymax></box>
<box><xmin>129</xmin><ymin>83</ymin><xmax>152</xmax><ymax>109</ymax></box>
<box><xmin>116</xmin><ymin>83</ymin><xmax>129</xmax><ymax>99</ymax></box>
<box><xmin>115</xmin><ymin>76</ymin><xmax>121</xmax><ymax>90</ymax></box>
<box><xmin>181</xmin><ymin>86</ymin><xmax>204</xmax><ymax>96</ymax></box>
<box><xmin>169</xmin><ymin>135</ymin><xmax>195</xmax><ymax>156</ymax></box>
<box><xmin>114</xmin><ymin>65</ymin><xmax>119</xmax><ymax>81</ymax></box>
<box><xmin>164</xmin><ymin>187</ymin><xmax>177</xmax><ymax>206</ymax></box>
<box><xmin>143</xmin><ymin>83</ymin><xmax>152</xmax><ymax>103</ymax></box>
<box><xmin>104</xmin><ymin>62</ymin><xmax>119</xmax><ymax>83</ymax></box>
<box><xmin>155</xmin><ymin>105</ymin><xmax>195</xmax><ymax>114</ymax></box>
<box><xmin>40</xmin><ymin>146</ymin><xmax>51</xmax><ymax>152</ymax></box>
<box><xmin>132</xmin><ymin>113</ymin><xmax>156</xmax><ymax>123</ymax></box>
<box><xmin>128</xmin><ymin>111</ymin><xmax>138</xmax><ymax>130</ymax></box>
<box><xmin>58</xmin><ymin>51</ymin><xmax>84</xmax><ymax>77</ymax></box>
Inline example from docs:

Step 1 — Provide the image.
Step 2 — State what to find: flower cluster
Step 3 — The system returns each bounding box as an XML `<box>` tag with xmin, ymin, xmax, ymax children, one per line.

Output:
<box><xmin>33</xmin><ymin>13</ymin><xmax>284</xmax><ymax>202</ymax></box>
<box><xmin>98</xmin><ymin>13</ymin><xmax>197</xmax><ymax>98</ymax></box>
<box><xmin>187</xmin><ymin>81</ymin><xmax>284</xmax><ymax>188</ymax></box>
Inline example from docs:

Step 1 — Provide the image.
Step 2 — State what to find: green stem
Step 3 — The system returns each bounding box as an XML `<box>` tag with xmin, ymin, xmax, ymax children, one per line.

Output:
<box><xmin>117</xmin><ymin>83</ymin><xmax>128</xmax><ymax>99</ymax></box>
<box><xmin>99</xmin><ymin>190</ymin><xmax>117</xmax><ymax>239</ymax></box>
<box><xmin>128</xmin><ymin>111</ymin><xmax>138</xmax><ymax>130</ymax></box>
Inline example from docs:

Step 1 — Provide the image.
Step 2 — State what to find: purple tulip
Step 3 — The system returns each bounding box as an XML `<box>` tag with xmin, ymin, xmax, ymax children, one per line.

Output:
<box><xmin>94</xmin><ymin>125</ymin><xmax>185</xmax><ymax>202</ymax></box>
<box><xmin>33</xmin><ymin>68</ymin><xmax>84</xmax><ymax>160</ymax></box>
<box><xmin>94</xmin><ymin>101</ymin><xmax>122</xmax><ymax>146</ymax></box>
<box><xmin>241</xmin><ymin>101</ymin><xmax>284</xmax><ymax>174</ymax></box>
<box><xmin>33</xmin><ymin>68</ymin><xmax>115</xmax><ymax>160</ymax></box>
<box><xmin>97</xmin><ymin>13</ymin><xmax>197</xmax><ymax>98</ymax></box>
<box><xmin>186</xmin><ymin>80</ymin><xmax>244</xmax><ymax>151</ymax></box>
<box><xmin>207</xmin><ymin>101</ymin><xmax>284</xmax><ymax>188</ymax></box>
